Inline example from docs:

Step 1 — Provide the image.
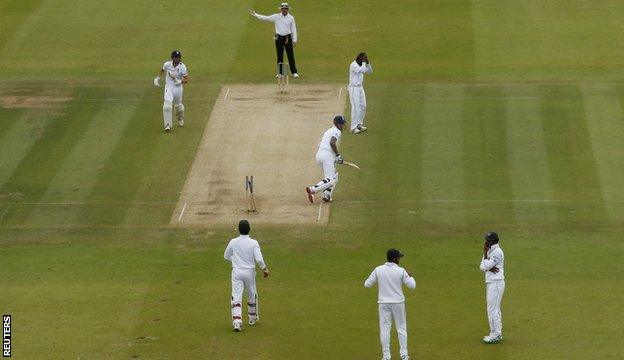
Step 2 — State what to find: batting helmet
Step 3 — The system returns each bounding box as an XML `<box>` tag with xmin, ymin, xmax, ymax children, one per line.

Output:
<box><xmin>333</xmin><ymin>115</ymin><xmax>346</xmax><ymax>125</ymax></box>
<box><xmin>171</xmin><ymin>50</ymin><xmax>182</xmax><ymax>59</ymax></box>
<box><xmin>485</xmin><ymin>231</ymin><xmax>499</xmax><ymax>243</ymax></box>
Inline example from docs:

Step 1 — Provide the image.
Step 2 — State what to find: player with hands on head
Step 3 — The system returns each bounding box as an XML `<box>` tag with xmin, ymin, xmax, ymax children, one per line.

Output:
<box><xmin>154</xmin><ymin>50</ymin><xmax>188</xmax><ymax>132</ymax></box>
<box><xmin>224</xmin><ymin>220</ymin><xmax>269</xmax><ymax>332</ymax></box>
<box><xmin>365</xmin><ymin>248</ymin><xmax>416</xmax><ymax>360</ymax></box>
<box><xmin>306</xmin><ymin>115</ymin><xmax>346</xmax><ymax>203</ymax></box>
<box><xmin>348</xmin><ymin>52</ymin><xmax>373</xmax><ymax>134</ymax></box>
<box><xmin>479</xmin><ymin>231</ymin><xmax>506</xmax><ymax>343</ymax></box>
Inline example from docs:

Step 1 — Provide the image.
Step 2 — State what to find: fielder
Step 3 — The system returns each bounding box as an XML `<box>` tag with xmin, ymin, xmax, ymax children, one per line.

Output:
<box><xmin>348</xmin><ymin>52</ymin><xmax>373</xmax><ymax>134</ymax></box>
<box><xmin>365</xmin><ymin>249</ymin><xmax>416</xmax><ymax>360</ymax></box>
<box><xmin>153</xmin><ymin>50</ymin><xmax>188</xmax><ymax>132</ymax></box>
<box><xmin>479</xmin><ymin>231</ymin><xmax>505</xmax><ymax>343</ymax></box>
<box><xmin>305</xmin><ymin>115</ymin><xmax>346</xmax><ymax>203</ymax></box>
<box><xmin>224</xmin><ymin>220</ymin><xmax>270</xmax><ymax>332</ymax></box>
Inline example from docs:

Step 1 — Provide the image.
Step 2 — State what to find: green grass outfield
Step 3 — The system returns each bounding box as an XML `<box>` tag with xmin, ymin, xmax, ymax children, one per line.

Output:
<box><xmin>1</xmin><ymin>1</ymin><xmax>624</xmax><ymax>359</ymax></box>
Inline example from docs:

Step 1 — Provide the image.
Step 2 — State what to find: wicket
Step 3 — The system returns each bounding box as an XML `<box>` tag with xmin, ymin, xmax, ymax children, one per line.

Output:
<box><xmin>245</xmin><ymin>175</ymin><xmax>257</xmax><ymax>212</ymax></box>
<box><xmin>277</xmin><ymin>62</ymin><xmax>289</xmax><ymax>93</ymax></box>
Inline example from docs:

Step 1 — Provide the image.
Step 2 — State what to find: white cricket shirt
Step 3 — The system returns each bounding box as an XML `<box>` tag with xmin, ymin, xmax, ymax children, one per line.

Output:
<box><xmin>162</xmin><ymin>61</ymin><xmax>188</xmax><ymax>87</ymax></box>
<box><xmin>254</xmin><ymin>13</ymin><xmax>298</xmax><ymax>42</ymax></box>
<box><xmin>317</xmin><ymin>126</ymin><xmax>342</xmax><ymax>154</ymax></box>
<box><xmin>365</xmin><ymin>262</ymin><xmax>416</xmax><ymax>304</ymax></box>
<box><xmin>349</xmin><ymin>61</ymin><xmax>373</xmax><ymax>87</ymax></box>
<box><xmin>479</xmin><ymin>244</ymin><xmax>505</xmax><ymax>283</ymax></box>
<box><xmin>224</xmin><ymin>235</ymin><xmax>267</xmax><ymax>270</ymax></box>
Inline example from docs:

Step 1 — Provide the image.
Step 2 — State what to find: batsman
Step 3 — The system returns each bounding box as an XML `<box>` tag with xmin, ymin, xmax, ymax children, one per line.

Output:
<box><xmin>153</xmin><ymin>50</ymin><xmax>189</xmax><ymax>132</ymax></box>
<box><xmin>306</xmin><ymin>115</ymin><xmax>347</xmax><ymax>203</ymax></box>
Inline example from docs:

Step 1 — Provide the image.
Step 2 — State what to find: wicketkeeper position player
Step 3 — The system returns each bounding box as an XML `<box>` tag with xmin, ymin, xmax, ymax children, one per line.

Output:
<box><xmin>306</xmin><ymin>115</ymin><xmax>346</xmax><ymax>203</ymax></box>
<box><xmin>224</xmin><ymin>220</ymin><xmax>269</xmax><ymax>332</ymax></box>
<box><xmin>153</xmin><ymin>50</ymin><xmax>188</xmax><ymax>132</ymax></box>
<box><xmin>479</xmin><ymin>231</ymin><xmax>505</xmax><ymax>343</ymax></box>
<box><xmin>365</xmin><ymin>249</ymin><xmax>416</xmax><ymax>360</ymax></box>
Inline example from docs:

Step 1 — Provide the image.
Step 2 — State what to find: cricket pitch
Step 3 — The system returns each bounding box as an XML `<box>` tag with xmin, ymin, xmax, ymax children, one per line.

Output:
<box><xmin>172</xmin><ymin>84</ymin><xmax>346</xmax><ymax>226</ymax></box>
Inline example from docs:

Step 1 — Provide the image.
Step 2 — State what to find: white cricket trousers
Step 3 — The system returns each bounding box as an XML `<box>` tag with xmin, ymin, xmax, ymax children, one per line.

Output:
<box><xmin>163</xmin><ymin>85</ymin><xmax>184</xmax><ymax>128</ymax></box>
<box><xmin>486</xmin><ymin>281</ymin><xmax>505</xmax><ymax>336</ymax></box>
<box><xmin>231</xmin><ymin>268</ymin><xmax>258</xmax><ymax>324</ymax></box>
<box><xmin>378</xmin><ymin>302</ymin><xmax>409</xmax><ymax>359</ymax></box>
<box><xmin>311</xmin><ymin>150</ymin><xmax>338</xmax><ymax>194</ymax></box>
<box><xmin>348</xmin><ymin>85</ymin><xmax>366</xmax><ymax>131</ymax></box>
<box><xmin>164</xmin><ymin>85</ymin><xmax>183</xmax><ymax>105</ymax></box>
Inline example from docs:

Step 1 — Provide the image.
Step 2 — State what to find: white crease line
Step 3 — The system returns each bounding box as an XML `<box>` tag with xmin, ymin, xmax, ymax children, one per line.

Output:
<box><xmin>338</xmin><ymin>87</ymin><xmax>342</xmax><ymax>100</ymax></box>
<box><xmin>224</xmin><ymin>87</ymin><xmax>230</xmax><ymax>101</ymax></box>
<box><xmin>177</xmin><ymin>202</ymin><xmax>187</xmax><ymax>222</ymax></box>
<box><xmin>316</xmin><ymin>202</ymin><xmax>322</xmax><ymax>222</ymax></box>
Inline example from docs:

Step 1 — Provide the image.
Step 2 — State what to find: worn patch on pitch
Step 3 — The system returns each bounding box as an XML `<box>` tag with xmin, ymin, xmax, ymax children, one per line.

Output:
<box><xmin>172</xmin><ymin>84</ymin><xmax>346</xmax><ymax>226</ymax></box>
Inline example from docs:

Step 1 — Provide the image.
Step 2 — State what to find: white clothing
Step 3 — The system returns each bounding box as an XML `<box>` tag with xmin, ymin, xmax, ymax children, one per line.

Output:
<box><xmin>230</xmin><ymin>268</ymin><xmax>259</xmax><ymax>323</ymax></box>
<box><xmin>310</xmin><ymin>126</ymin><xmax>342</xmax><ymax>194</ymax></box>
<box><xmin>224</xmin><ymin>235</ymin><xmax>267</xmax><ymax>270</ymax></box>
<box><xmin>486</xmin><ymin>281</ymin><xmax>505</xmax><ymax>336</ymax></box>
<box><xmin>365</xmin><ymin>262</ymin><xmax>416</xmax><ymax>303</ymax></box>
<box><xmin>349</xmin><ymin>60</ymin><xmax>373</xmax><ymax>87</ymax></box>
<box><xmin>162</xmin><ymin>61</ymin><xmax>188</xmax><ymax>87</ymax></box>
<box><xmin>164</xmin><ymin>85</ymin><xmax>183</xmax><ymax>105</ymax></box>
<box><xmin>379</xmin><ymin>303</ymin><xmax>408</xmax><ymax>359</ymax></box>
<box><xmin>348</xmin><ymin>86</ymin><xmax>367</xmax><ymax>131</ymax></box>
<box><xmin>316</xmin><ymin>150</ymin><xmax>337</xmax><ymax>180</ymax></box>
<box><xmin>254</xmin><ymin>13</ymin><xmax>297</xmax><ymax>42</ymax></box>
<box><xmin>225</xmin><ymin>235</ymin><xmax>266</xmax><ymax>325</ymax></box>
<box><xmin>479</xmin><ymin>244</ymin><xmax>505</xmax><ymax>282</ymax></box>
<box><xmin>317</xmin><ymin>126</ymin><xmax>342</xmax><ymax>153</ymax></box>
<box><xmin>479</xmin><ymin>244</ymin><xmax>505</xmax><ymax>336</ymax></box>
<box><xmin>348</xmin><ymin>61</ymin><xmax>372</xmax><ymax>130</ymax></box>
<box><xmin>366</xmin><ymin>262</ymin><xmax>415</xmax><ymax>359</ymax></box>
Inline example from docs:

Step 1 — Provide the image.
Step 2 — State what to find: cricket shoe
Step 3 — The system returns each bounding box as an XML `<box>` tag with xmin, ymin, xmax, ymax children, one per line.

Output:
<box><xmin>350</xmin><ymin>128</ymin><xmax>362</xmax><ymax>134</ymax></box>
<box><xmin>248</xmin><ymin>316</ymin><xmax>258</xmax><ymax>326</ymax></box>
<box><xmin>358</xmin><ymin>125</ymin><xmax>368</xmax><ymax>132</ymax></box>
<box><xmin>305</xmin><ymin>187</ymin><xmax>315</xmax><ymax>203</ymax></box>
<box><xmin>164</xmin><ymin>125</ymin><xmax>171</xmax><ymax>132</ymax></box>
<box><xmin>483</xmin><ymin>334</ymin><xmax>503</xmax><ymax>343</ymax></box>
<box><xmin>401</xmin><ymin>355</ymin><xmax>410</xmax><ymax>360</ymax></box>
<box><xmin>233</xmin><ymin>322</ymin><xmax>242</xmax><ymax>332</ymax></box>
<box><xmin>178</xmin><ymin>120</ymin><xmax>184</xmax><ymax>127</ymax></box>
<box><xmin>292</xmin><ymin>73</ymin><xmax>299</xmax><ymax>78</ymax></box>
<box><xmin>322</xmin><ymin>194</ymin><xmax>332</xmax><ymax>202</ymax></box>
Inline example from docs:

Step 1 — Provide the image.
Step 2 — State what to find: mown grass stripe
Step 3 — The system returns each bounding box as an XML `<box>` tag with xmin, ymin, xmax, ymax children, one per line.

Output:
<box><xmin>0</xmin><ymin>88</ymin><xmax>108</xmax><ymax>225</ymax></box>
<box><xmin>504</xmin><ymin>84</ymin><xmax>557</xmax><ymax>225</ymax></box>
<box><xmin>26</xmin><ymin>92</ymin><xmax>145</xmax><ymax>227</ymax></box>
<box><xmin>540</xmin><ymin>85</ymin><xmax>608</xmax><ymax>224</ymax></box>
<box><xmin>80</xmin><ymin>96</ymin><xmax>164</xmax><ymax>227</ymax></box>
<box><xmin>421</xmin><ymin>84</ymin><xmax>466</xmax><ymax>228</ymax></box>
<box><xmin>462</xmin><ymin>85</ymin><xmax>515</xmax><ymax>228</ymax></box>
<box><xmin>583</xmin><ymin>83</ymin><xmax>624</xmax><ymax>222</ymax></box>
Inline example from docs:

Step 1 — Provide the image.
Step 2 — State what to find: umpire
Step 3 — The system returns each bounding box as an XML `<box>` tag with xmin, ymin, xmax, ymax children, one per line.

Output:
<box><xmin>250</xmin><ymin>3</ymin><xmax>299</xmax><ymax>78</ymax></box>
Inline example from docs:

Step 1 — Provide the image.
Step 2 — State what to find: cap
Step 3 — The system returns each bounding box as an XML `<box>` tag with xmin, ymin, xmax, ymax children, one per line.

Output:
<box><xmin>171</xmin><ymin>50</ymin><xmax>182</xmax><ymax>59</ymax></box>
<box><xmin>280</xmin><ymin>2</ymin><xmax>289</xmax><ymax>9</ymax></box>
<box><xmin>386</xmin><ymin>248</ymin><xmax>404</xmax><ymax>261</ymax></box>
<box><xmin>485</xmin><ymin>231</ymin><xmax>499</xmax><ymax>243</ymax></box>
<box><xmin>333</xmin><ymin>115</ymin><xmax>346</xmax><ymax>124</ymax></box>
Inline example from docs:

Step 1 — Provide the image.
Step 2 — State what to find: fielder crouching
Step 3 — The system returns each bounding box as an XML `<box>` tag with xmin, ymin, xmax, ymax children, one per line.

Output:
<box><xmin>306</xmin><ymin>115</ymin><xmax>346</xmax><ymax>203</ymax></box>
<box><xmin>224</xmin><ymin>220</ymin><xmax>269</xmax><ymax>332</ymax></box>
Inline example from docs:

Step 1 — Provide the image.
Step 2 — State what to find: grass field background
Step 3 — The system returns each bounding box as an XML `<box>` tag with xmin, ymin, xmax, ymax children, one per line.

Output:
<box><xmin>1</xmin><ymin>1</ymin><xmax>624</xmax><ymax>359</ymax></box>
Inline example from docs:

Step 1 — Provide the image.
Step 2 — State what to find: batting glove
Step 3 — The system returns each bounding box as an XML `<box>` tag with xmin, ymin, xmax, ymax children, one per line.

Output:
<box><xmin>153</xmin><ymin>77</ymin><xmax>160</xmax><ymax>87</ymax></box>
<box><xmin>335</xmin><ymin>154</ymin><xmax>344</xmax><ymax>164</ymax></box>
